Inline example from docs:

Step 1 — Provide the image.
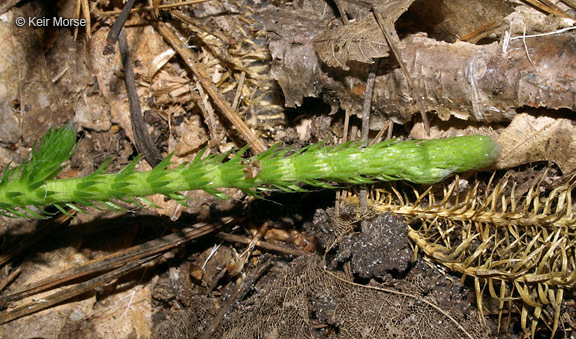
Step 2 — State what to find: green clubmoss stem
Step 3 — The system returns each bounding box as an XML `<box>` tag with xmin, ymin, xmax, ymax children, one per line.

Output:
<box><xmin>0</xmin><ymin>130</ymin><xmax>499</xmax><ymax>217</ymax></box>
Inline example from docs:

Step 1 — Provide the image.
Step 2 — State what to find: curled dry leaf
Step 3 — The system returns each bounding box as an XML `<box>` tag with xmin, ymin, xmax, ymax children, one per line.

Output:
<box><xmin>261</xmin><ymin>5</ymin><xmax>327</xmax><ymax>107</ymax></box>
<box><xmin>494</xmin><ymin>112</ymin><xmax>576</xmax><ymax>173</ymax></box>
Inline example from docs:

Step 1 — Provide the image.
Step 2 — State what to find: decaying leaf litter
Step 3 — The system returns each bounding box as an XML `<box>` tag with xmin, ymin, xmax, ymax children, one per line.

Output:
<box><xmin>1</xmin><ymin>0</ymin><xmax>576</xmax><ymax>337</ymax></box>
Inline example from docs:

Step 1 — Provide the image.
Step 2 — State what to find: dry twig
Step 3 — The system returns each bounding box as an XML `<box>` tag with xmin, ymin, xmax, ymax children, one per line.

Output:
<box><xmin>153</xmin><ymin>20</ymin><xmax>268</xmax><ymax>154</ymax></box>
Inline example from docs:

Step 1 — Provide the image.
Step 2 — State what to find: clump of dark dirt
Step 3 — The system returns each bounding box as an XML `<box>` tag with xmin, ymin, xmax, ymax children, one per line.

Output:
<box><xmin>333</xmin><ymin>213</ymin><xmax>413</xmax><ymax>279</ymax></box>
<box><xmin>306</xmin><ymin>207</ymin><xmax>413</xmax><ymax>279</ymax></box>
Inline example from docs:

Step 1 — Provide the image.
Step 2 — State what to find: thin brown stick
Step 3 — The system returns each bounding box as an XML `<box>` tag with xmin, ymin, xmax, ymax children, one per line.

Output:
<box><xmin>523</xmin><ymin>0</ymin><xmax>573</xmax><ymax>19</ymax></box>
<box><xmin>106</xmin><ymin>0</ymin><xmax>137</xmax><ymax>45</ymax></box>
<box><xmin>118</xmin><ymin>29</ymin><xmax>164</xmax><ymax>166</ymax></box>
<box><xmin>561</xmin><ymin>0</ymin><xmax>576</xmax><ymax>10</ymax></box>
<box><xmin>76</xmin><ymin>0</ymin><xmax>91</xmax><ymax>39</ymax></box>
<box><xmin>460</xmin><ymin>22</ymin><xmax>499</xmax><ymax>43</ymax></box>
<box><xmin>231</xmin><ymin>71</ymin><xmax>246</xmax><ymax>112</ymax></box>
<box><xmin>372</xmin><ymin>7</ymin><xmax>430</xmax><ymax>135</ymax></box>
<box><xmin>216</xmin><ymin>232</ymin><xmax>311</xmax><ymax>257</ymax></box>
<box><xmin>96</xmin><ymin>0</ymin><xmax>212</xmax><ymax>16</ymax></box>
<box><xmin>153</xmin><ymin>20</ymin><xmax>268</xmax><ymax>154</ymax></box>
<box><xmin>199</xmin><ymin>256</ymin><xmax>272</xmax><ymax>339</ymax></box>
<box><xmin>0</xmin><ymin>254</ymin><xmax>160</xmax><ymax>324</ymax></box>
<box><xmin>333</xmin><ymin>0</ymin><xmax>350</xmax><ymax>24</ymax></box>
<box><xmin>225</xmin><ymin>222</ymin><xmax>269</xmax><ymax>276</ymax></box>
<box><xmin>369</xmin><ymin>120</ymin><xmax>392</xmax><ymax>146</ymax></box>
<box><xmin>349</xmin><ymin>125</ymin><xmax>358</xmax><ymax>142</ymax></box>
<box><xmin>335</xmin><ymin>109</ymin><xmax>353</xmax><ymax>215</ymax></box>
<box><xmin>195</xmin><ymin>84</ymin><xmax>224</xmax><ymax>147</ymax></box>
<box><xmin>360</xmin><ymin>65</ymin><xmax>376</xmax><ymax>144</ymax></box>
<box><xmin>0</xmin><ymin>268</ymin><xmax>21</xmax><ymax>293</ymax></box>
<box><xmin>359</xmin><ymin>62</ymin><xmax>378</xmax><ymax>215</ymax></box>
<box><xmin>1</xmin><ymin>219</ymin><xmax>232</xmax><ymax>304</ymax></box>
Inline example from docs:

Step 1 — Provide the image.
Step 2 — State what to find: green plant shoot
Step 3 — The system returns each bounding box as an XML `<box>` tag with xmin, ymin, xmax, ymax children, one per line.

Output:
<box><xmin>0</xmin><ymin>125</ymin><xmax>500</xmax><ymax>218</ymax></box>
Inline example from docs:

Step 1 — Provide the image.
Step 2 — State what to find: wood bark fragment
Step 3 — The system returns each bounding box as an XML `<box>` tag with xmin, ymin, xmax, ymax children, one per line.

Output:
<box><xmin>372</xmin><ymin>33</ymin><xmax>576</xmax><ymax>125</ymax></box>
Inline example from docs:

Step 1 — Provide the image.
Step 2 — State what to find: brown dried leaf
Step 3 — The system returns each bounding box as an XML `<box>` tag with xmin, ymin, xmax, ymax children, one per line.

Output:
<box><xmin>261</xmin><ymin>6</ymin><xmax>327</xmax><ymax>107</ymax></box>
<box><xmin>494</xmin><ymin>112</ymin><xmax>576</xmax><ymax>173</ymax></box>
<box><xmin>0</xmin><ymin>5</ymin><xmax>76</xmax><ymax>145</ymax></box>
<box><xmin>91</xmin><ymin>286</ymin><xmax>152</xmax><ymax>338</ymax></box>
<box><xmin>0</xmin><ymin>248</ymin><xmax>95</xmax><ymax>338</ymax></box>
<box><xmin>315</xmin><ymin>15</ymin><xmax>390</xmax><ymax>70</ymax></box>
<box><xmin>89</xmin><ymin>25</ymin><xmax>171</xmax><ymax>142</ymax></box>
<box><xmin>315</xmin><ymin>0</ymin><xmax>415</xmax><ymax>71</ymax></box>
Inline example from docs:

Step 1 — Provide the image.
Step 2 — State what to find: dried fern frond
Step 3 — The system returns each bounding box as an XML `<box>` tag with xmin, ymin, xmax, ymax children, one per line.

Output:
<box><xmin>347</xmin><ymin>172</ymin><xmax>576</xmax><ymax>336</ymax></box>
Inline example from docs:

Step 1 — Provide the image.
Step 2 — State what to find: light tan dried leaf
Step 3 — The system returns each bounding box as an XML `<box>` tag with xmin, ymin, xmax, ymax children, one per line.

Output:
<box><xmin>315</xmin><ymin>15</ymin><xmax>389</xmax><ymax>70</ymax></box>
<box><xmin>89</xmin><ymin>25</ymin><xmax>170</xmax><ymax>142</ymax></box>
<box><xmin>0</xmin><ymin>248</ymin><xmax>96</xmax><ymax>338</ymax></box>
<box><xmin>91</xmin><ymin>286</ymin><xmax>152</xmax><ymax>338</ymax></box>
<box><xmin>494</xmin><ymin>113</ymin><xmax>576</xmax><ymax>173</ymax></box>
<box><xmin>409</xmin><ymin>119</ymin><xmax>499</xmax><ymax>140</ymax></box>
<box><xmin>314</xmin><ymin>0</ymin><xmax>415</xmax><ymax>70</ymax></box>
<box><xmin>0</xmin><ymin>6</ymin><xmax>76</xmax><ymax>144</ymax></box>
